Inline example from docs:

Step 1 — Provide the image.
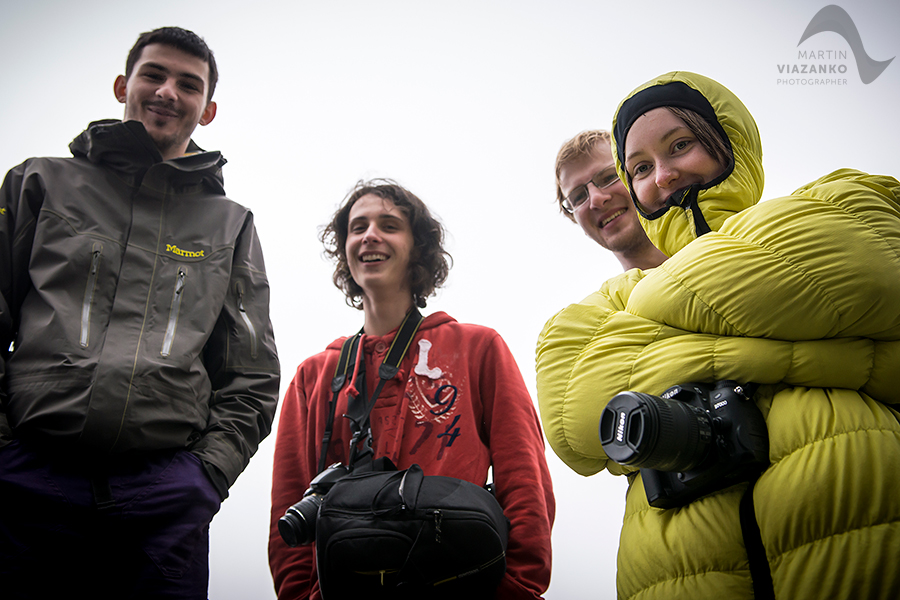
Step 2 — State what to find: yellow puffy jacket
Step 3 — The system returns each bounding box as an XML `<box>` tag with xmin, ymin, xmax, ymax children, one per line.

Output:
<box><xmin>536</xmin><ymin>71</ymin><xmax>900</xmax><ymax>599</ymax></box>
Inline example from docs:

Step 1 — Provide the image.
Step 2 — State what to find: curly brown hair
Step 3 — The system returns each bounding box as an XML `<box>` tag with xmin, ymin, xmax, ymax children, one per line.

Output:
<box><xmin>320</xmin><ymin>179</ymin><xmax>452</xmax><ymax>310</ymax></box>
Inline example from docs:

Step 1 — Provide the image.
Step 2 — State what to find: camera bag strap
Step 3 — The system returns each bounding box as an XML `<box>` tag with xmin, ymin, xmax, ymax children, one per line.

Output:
<box><xmin>318</xmin><ymin>307</ymin><xmax>424</xmax><ymax>474</ymax></box>
<box><xmin>318</xmin><ymin>331</ymin><xmax>362</xmax><ymax>474</ymax></box>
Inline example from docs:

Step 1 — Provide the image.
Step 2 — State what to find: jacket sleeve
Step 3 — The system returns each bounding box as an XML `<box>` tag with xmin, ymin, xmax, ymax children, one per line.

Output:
<box><xmin>536</xmin><ymin>171</ymin><xmax>900</xmax><ymax>479</ymax></box>
<box><xmin>480</xmin><ymin>332</ymin><xmax>555</xmax><ymax>599</ymax></box>
<box><xmin>630</xmin><ymin>170</ymin><xmax>900</xmax><ymax>342</ymax></box>
<box><xmin>0</xmin><ymin>163</ymin><xmax>41</xmax><ymax>442</ymax></box>
<box><xmin>536</xmin><ymin>259</ymin><xmax>900</xmax><ymax>477</ymax></box>
<box><xmin>269</xmin><ymin>365</ymin><xmax>319</xmax><ymax>600</ymax></box>
<box><xmin>192</xmin><ymin>213</ymin><xmax>280</xmax><ymax>497</ymax></box>
<box><xmin>535</xmin><ymin>270</ymin><xmax>647</xmax><ymax>476</ymax></box>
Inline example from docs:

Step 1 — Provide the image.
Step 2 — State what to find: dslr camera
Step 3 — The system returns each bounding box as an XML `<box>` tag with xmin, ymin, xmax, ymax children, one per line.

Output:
<box><xmin>278</xmin><ymin>462</ymin><xmax>351</xmax><ymax>547</ymax></box>
<box><xmin>598</xmin><ymin>380</ymin><xmax>768</xmax><ymax>509</ymax></box>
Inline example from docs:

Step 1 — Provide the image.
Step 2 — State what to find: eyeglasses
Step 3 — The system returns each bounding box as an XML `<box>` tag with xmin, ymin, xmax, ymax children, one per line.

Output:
<box><xmin>561</xmin><ymin>167</ymin><xmax>621</xmax><ymax>213</ymax></box>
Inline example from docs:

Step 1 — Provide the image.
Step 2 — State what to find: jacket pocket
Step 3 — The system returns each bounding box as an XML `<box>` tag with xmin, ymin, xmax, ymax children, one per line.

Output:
<box><xmin>161</xmin><ymin>267</ymin><xmax>187</xmax><ymax>357</ymax></box>
<box><xmin>79</xmin><ymin>242</ymin><xmax>103</xmax><ymax>348</ymax></box>
<box><xmin>234</xmin><ymin>280</ymin><xmax>259</xmax><ymax>359</ymax></box>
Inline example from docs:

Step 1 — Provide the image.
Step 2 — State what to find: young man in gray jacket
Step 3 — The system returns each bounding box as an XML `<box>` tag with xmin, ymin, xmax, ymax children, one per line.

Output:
<box><xmin>0</xmin><ymin>27</ymin><xmax>280</xmax><ymax>599</ymax></box>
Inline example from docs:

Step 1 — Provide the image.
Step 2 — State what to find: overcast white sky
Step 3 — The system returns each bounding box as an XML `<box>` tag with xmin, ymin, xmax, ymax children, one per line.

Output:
<box><xmin>2</xmin><ymin>1</ymin><xmax>898</xmax><ymax>598</ymax></box>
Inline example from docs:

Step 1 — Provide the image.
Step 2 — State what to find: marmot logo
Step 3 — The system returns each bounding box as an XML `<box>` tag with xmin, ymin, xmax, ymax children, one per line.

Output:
<box><xmin>166</xmin><ymin>244</ymin><xmax>205</xmax><ymax>258</ymax></box>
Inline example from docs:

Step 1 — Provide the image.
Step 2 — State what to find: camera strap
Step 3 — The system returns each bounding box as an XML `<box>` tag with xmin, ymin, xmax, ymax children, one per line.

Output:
<box><xmin>731</xmin><ymin>383</ymin><xmax>773</xmax><ymax>599</ymax></box>
<box><xmin>740</xmin><ymin>476</ymin><xmax>775</xmax><ymax>600</ymax></box>
<box><xmin>318</xmin><ymin>330</ymin><xmax>362</xmax><ymax>474</ymax></box>
<box><xmin>318</xmin><ymin>307</ymin><xmax>424</xmax><ymax>474</ymax></box>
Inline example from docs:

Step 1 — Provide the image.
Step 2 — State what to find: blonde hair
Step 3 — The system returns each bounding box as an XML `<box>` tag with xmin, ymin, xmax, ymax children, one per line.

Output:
<box><xmin>554</xmin><ymin>130</ymin><xmax>611</xmax><ymax>222</ymax></box>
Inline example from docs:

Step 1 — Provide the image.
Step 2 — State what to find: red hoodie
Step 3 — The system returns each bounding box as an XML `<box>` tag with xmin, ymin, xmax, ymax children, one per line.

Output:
<box><xmin>269</xmin><ymin>311</ymin><xmax>554</xmax><ymax>599</ymax></box>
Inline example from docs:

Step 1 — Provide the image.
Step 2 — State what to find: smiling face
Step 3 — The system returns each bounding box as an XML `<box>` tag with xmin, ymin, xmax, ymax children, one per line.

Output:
<box><xmin>559</xmin><ymin>141</ymin><xmax>649</xmax><ymax>255</ymax></box>
<box><xmin>113</xmin><ymin>43</ymin><xmax>217</xmax><ymax>160</ymax></box>
<box><xmin>624</xmin><ymin>107</ymin><xmax>725</xmax><ymax>212</ymax></box>
<box><xmin>345</xmin><ymin>194</ymin><xmax>414</xmax><ymax>302</ymax></box>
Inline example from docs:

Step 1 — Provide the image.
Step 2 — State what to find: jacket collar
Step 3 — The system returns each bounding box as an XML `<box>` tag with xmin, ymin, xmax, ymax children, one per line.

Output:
<box><xmin>69</xmin><ymin>119</ymin><xmax>227</xmax><ymax>193</ymax></box>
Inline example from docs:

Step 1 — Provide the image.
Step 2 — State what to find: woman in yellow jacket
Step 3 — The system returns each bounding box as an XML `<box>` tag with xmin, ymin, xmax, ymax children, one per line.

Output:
<box><xmin>536</xmin><ymin>71</ymin><xmax>900</xmax><ymax>599</ymax></box>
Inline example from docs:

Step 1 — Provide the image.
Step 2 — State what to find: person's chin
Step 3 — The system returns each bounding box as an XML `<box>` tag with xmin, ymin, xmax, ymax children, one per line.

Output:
<box><xmin>147</xmin><ymin>129</ymin><xmax>183</xmax><ymax>156</ymax></box>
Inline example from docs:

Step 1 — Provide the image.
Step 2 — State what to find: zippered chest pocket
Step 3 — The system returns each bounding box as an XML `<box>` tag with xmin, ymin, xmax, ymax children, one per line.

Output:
<box><xmin>161</xmin><ymin>267</ymin><xmax>187</xmax><ymax>357</ymax></box>
<box><xmin>234</xmin><ymin>280</ymin><xmax>259</xmax><ymax>359</ymax></box>
<box><xmin>80</xmin><ymin>242</ymin><xmax>103</xmax><ymax>348</ymax></box>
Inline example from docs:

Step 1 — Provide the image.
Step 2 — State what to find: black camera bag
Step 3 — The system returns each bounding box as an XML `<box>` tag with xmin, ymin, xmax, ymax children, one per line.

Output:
<box><xmin>315</xmin><ymin>462</ymin><xmax>510</xmax><ymax>599</ymax></box>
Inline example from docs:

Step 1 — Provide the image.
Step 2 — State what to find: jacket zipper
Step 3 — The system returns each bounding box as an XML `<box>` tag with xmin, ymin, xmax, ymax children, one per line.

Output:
<box><xmin>353</xmin><ymin>568</ymin><xmax>400</xmax><ymax>585</ymax></box>
<box><xmin>432</xmin><ymin>551</ymin><xmax>507</xmax><ymax>586</ymax></box>
<box><xmin>236</xmin><ymin>281</ymin><xmax>259</xmax><ymax>359</ymax></box>
<box><xmin>80</xmin><ymin>244</ymin><xmax>103</xmax><ymax>347</ymax></box>
<box><xmin>161</xmin><ymin>268</ymin><xmax>187</xmax><ymax>357</ymax></box>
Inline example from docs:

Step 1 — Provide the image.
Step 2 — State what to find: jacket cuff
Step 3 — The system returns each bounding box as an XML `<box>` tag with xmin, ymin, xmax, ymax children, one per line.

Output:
<box><xmin>0</xmin><ymin>408</ymin><xmax>13</xmax><ymax>445</ymax></box>
<box><xmin>202</xmin><ymin>460</ymin><xmax>231</xmax><ymax>501</ymax></box>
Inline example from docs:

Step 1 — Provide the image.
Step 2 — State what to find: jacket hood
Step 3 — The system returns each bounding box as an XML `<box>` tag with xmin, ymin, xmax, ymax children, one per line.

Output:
<box><xmin>69</xmin><ymin>119</ymin><xmax>227</xmax><ymax>194</ymax></box>
<box><xmin>611</xmin><ymin>71</ymin><xmax>764</xmax><ymax>256</ymax></box>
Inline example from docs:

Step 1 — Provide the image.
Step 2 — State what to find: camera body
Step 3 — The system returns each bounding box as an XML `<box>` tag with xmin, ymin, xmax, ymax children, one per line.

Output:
<box><xmin>278</xmin><ymin>463</ymin><xmax>351</xmax><ymax>547</ymax></box>
<box><xmin>599</xmin><ymin>380</ymin><xmax>769</xmax><ymax>509</ymax></box>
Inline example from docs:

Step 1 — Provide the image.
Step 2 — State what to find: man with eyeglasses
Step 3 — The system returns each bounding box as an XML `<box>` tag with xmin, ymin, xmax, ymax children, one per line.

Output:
<box><xmin>535</xmin><ymin>132</ymin><xmax>668</xmax><ymax>597</ymax></box>
<box><xmin>555</xmin><ymin>130</ymin><xmax>667</xmax><ymax>271</ymax></box>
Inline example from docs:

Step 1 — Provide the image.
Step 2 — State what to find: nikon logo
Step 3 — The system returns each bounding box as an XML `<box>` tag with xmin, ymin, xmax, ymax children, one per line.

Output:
<box><xmin>616</xmin><ymin>411</ymin><xmax>627</xmax><ymax>443</ymax></box>
<box><xmin>166</xmin><ymin>244</ymin><xmax>205</xmax><ymax>258</ymax></box>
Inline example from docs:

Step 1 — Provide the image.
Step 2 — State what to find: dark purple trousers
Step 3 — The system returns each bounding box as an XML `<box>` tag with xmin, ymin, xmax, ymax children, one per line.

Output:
<box><xmin>0</xmin><ymin>439</ymin><xmax>222</xmax><ymax>600</ymax></box>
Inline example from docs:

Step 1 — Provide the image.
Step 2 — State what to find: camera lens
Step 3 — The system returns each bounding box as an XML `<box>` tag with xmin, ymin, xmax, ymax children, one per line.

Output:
<box><xmin>278</xmin><ymin>493</ymin><xmax>326</xmax><ymax>547</ymax></box>
<box><xmin>599</xmin><ymin>391</ymin><xmax>712</xmax><ymax>472</ymax></box>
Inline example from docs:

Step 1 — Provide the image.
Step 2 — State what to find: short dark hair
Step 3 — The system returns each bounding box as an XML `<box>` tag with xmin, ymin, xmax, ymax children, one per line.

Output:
<box><xmin>321</xmin><ymin>179</ymin><xmax>452</xmax><ymax>310</ymax></box>
<box><xmin>125</xmin><ymin>26</ymin><xmax>218</xmax><ymax>102</ymax></box>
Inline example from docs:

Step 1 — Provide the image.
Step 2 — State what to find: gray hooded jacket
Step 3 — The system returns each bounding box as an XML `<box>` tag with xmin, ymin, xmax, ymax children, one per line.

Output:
<box><xmin>0</xmin><ymin>120</ymin><xmax>280</xmax><ymax>497</ymax></box>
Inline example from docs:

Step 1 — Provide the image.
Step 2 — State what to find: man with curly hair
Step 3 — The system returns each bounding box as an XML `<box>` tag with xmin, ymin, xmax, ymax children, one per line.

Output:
<box><xmin>268</xmin><ymin>179</ymin><xmax>555</xmax><ymax>599</ymax></box>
